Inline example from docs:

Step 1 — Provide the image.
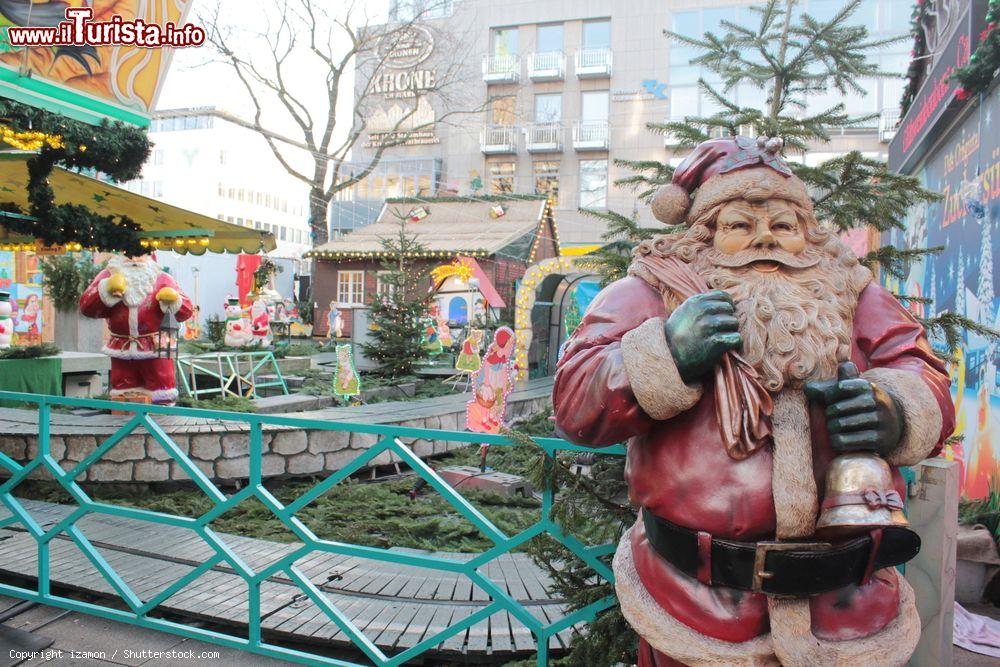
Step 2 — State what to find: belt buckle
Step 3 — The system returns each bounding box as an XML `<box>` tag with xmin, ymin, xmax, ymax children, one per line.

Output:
<box><xmin>752</xmin><ymin>540</ymin><xmax>832</xmax><ymax>594</ymax></box>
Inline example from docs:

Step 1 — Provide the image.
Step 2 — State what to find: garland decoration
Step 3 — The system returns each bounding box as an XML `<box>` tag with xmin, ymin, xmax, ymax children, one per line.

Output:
<box><xmin>0</xmin><ymin>125</ymin><xmax>64</xmax><ymax>151</ymax></box>
<box><xmin>0</xmin><ymin>99</ymin><xmax>150</xmax><ymax>255</ymax></box>
<box><xmin>252</xmin><ymin>257</ymin><xmax>283</xmax><ymax>292</ymax></box>
<box><xmin>951</xmin><ymin>0</ymin><xmax>1000</xmax><ymax>100</ymax></box>
<box><xmin>900</xmin><ymin>0</ymin><xmax>932</xmax><ymax>118</ymax></box>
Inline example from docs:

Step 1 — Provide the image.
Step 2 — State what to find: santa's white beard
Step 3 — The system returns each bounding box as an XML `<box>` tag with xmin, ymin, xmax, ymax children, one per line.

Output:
<box><xmin>109</xmin><ymin>258</ymin><xmax>160</xmax><ymax>308</ymax></box>
<box><xmin>693</xmin><ymin>252</ymin><xmax>858</xmax><ymax>392</ymax></box>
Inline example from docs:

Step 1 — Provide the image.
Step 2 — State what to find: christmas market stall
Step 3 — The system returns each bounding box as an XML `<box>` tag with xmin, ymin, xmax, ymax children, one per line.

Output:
<box><xmin>308</xmin><ymin>196</ymin><xmax>560</xmax><ymax>344</ymax></box>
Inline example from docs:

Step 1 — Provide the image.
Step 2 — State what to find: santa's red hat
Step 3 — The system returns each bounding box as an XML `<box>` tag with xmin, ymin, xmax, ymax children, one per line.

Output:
<box><xmin>651</xmin><ymin>136</ymin><xmax>813</xmax><ymax>226</ymax></box>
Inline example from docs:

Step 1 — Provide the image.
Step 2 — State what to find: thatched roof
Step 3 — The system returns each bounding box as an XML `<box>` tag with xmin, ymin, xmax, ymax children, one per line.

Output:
<box><xmin>309</xmin><ymin>197</ymin><xmax>554</xmax><ymax>260</ymax></box>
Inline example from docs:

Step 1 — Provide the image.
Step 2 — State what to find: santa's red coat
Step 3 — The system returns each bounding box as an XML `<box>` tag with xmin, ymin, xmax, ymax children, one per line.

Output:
<box><xmin>553</xmin><ymin>276</ymin><xmax>954</xmax><ymax>657</ymax></box>
<box><xmin>79</xmin><ymin>268</ymin><xmax>193</xmax><ymax>359</ymax></box>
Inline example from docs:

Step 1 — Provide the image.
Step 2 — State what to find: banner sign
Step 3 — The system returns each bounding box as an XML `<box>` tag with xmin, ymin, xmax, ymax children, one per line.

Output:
<box><xmin>0</xmin><ymin>1</ymin><xmax>200</xmax><ymax>127</ymax></box>
<box><xmin>885</xmin><ymin>87</ymin><xmax>1000</xmax><ymax>499</ymax></box>
<box><xmin>888</xmin><ymin>0</ymin><xmax>987</xmax><ymax>173</ymax></box>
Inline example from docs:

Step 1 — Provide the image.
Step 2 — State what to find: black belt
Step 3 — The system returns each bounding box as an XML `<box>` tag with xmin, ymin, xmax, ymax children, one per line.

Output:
<box><xmin>642</xmin><ymin>508</ymin><xmax>920</xmax><ymax>597</ymax></box>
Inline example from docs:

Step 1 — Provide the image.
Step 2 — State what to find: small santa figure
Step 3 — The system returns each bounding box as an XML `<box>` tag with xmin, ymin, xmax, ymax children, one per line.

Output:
<box><xmin>249</xmin><ymin>293</ymin><xmax>272</xmax><ymax>347</ymax></box>
<box><xmin>0</xmin><ymin>291</ymin><xmax>14</xmax><ymax>349</ymax></box>
<box><xmin>79</xmin><ymin>255</ymin><xmax>193</xmax><ymax>405</ymax></box>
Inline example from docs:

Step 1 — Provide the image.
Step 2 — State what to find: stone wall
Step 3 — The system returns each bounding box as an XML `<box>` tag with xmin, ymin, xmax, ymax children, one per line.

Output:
<box><xmin>0</xmin><ymin>393</ymin><xmax>551</xmax><ymax>485</ymax></box>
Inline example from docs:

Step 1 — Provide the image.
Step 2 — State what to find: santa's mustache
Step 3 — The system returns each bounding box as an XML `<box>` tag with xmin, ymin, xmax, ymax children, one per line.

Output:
<box><xmin>706</xmin><ymin>247</ymin><xmax>822</xmax><ymax>270</ymax></box>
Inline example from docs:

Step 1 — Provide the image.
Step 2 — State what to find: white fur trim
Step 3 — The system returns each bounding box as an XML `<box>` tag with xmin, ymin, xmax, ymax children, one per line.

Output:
<box><xmin>771</xmin><ymin>390</ymin><xmax>819</xmax><ymax>539</ymax></box>
<box><xmin>97</xmin><ymin>277</ymin><xmax>123</xmax><ymax>308</ymax></box>
<box><xmin>614</xmin><ymin>532</ymin><xmax>778</xmax><ymax>666</ymax></box>
<box><xmin>102</xmin><ymin>346</ymin><xmax>159</xmax><ymax>360</ymax></box>
<box><xmin>160</xmin><ymin>298</ymin><xmax>183</xmax><ymax>315</ymax></box>
<box><xmin>862</xmin><ymin>367</ymin><xmax>944</xmax><ymax>467</ymax></box>
<box><xmin>151</xmin><ymin>388</ymin><xmax>179</xmax><ymax>403</ymax></box>
<box><xmin>621</xmin><ymin>317</ymin><xmax>703</xmax><ymax>420</ymax></box>
<box><xmin>615</xmin><ymin>530</ymin><xmax>921</xmax><ymax>667</ymax></box>
<box><xmin>768</xmin><ymin>573</ymin><xmax>921</xmax><ymax>667</ymax></box>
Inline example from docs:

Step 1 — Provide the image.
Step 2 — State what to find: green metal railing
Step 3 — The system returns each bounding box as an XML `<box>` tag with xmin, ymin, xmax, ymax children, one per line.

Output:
<box><xmin>0</xmin><ymin>391</ymin><xmax>623</xmax><ymax>666</ymax></box>
<box><xmin>176</xmin><ymin>351</ymin><xmax>289</xmax><ymax>399</ymax></box>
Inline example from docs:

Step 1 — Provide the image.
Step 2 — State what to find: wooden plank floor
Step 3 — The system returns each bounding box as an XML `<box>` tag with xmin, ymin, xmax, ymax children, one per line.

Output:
<box><xmin>0</xmin><ymin>499</ymin><xmax>586</xmax><ymax>661</ymax></box>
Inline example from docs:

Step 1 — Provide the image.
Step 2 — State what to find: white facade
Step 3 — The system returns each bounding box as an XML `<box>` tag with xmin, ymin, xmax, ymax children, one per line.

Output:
<box><xmin>128</xmin><ymin>107</ymin><xmax>312</xmax><ymax>259</ymax></box>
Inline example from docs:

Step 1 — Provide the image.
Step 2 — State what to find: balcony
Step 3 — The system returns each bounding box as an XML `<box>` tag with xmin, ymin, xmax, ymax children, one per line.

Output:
<box><xmin>575</xmin><ymin>48</ymin><xmax>613</xmax><ymax>78</ymax></box>
<box><xmin>573</xmin><ymin>121</ymin><xmax>609</xmax><ymax>151</ymax></box>
<box><xmin>879</xmin><ymin>109</ymin><xmax>900</xmax><ymax>144</ymax></box>
<box><xmin>526</xmin><ymin>123</ymin><xmax>563</xmax><ymax>153</ymax></box>
<box><xmin>482</xmin><ymin>54</ymin><xmax>520</xmax><ymax>84</ymax></box>
<box><xmin>481</xmin><ymin>124</ymin><xmax>518</xmax><ymax>154</ymax></box>
<box><xmin>527</xmin><ymin>51</ymin><xmax>566</xmax><ymax>82</ymax></box>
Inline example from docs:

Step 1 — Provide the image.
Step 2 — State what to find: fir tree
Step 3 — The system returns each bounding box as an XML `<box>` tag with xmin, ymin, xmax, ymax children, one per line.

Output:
<box><xmin>360</xmin><ymin>214</ymin><xmax>431</xmax><ymax>378</ymax></box>
<box><xmin>538</xmin><ymin>2</ymin><xmax>999</xmax><ymax>664</ymax></box>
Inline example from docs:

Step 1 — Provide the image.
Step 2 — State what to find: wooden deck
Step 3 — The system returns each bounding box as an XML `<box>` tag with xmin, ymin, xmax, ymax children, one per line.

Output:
<box><xmin>0</xmin><ymin>499</ymin><xmax>580</xmax><ymax>662</ymax></box>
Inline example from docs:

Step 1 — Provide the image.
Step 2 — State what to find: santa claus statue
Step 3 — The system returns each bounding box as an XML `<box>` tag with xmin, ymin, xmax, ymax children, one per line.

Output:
<box><xmin>553</xmin><ymin>136</ymin><xmax>955</xmax><ymax>666</ymax></box>
<box><xmin>80</xmin><ymin>255</ymin><xmax>193</xmax><ymax>405</ymax></box>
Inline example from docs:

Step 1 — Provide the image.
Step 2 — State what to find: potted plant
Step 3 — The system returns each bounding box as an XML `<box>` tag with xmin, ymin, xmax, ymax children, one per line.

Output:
<box><xmin>39</xmin><ymin>253</ymin><xmax>105</xmax><ymax>353</ymax></box>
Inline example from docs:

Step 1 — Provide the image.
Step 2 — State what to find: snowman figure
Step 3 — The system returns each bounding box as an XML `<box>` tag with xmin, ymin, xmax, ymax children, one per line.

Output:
<box><xmin>223</xmin><ymin>297</ymin><xmax>252</xmax><ymax>347</ymax></box>
<box><xmin>0</xmin><ymin>291</ymin><xmax>13</xmax><ymax>349</ymax></box>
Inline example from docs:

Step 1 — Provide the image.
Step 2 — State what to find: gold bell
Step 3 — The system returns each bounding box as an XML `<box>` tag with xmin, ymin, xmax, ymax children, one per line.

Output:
<box><xmin>816</xmin><ymin>452</ymin><xmax>908</xmax><ymax>540</ymax></box>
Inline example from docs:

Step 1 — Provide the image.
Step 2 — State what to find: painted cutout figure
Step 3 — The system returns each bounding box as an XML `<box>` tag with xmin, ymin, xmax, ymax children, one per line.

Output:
<box><xmin>430</xmin><ymin>304</ymin><xmax>453</xmax><ymax>347</ymax></box>
<box><xmin>333</xmin><ymin>343</ymin><xmax>360</xmax><ymax>397</ymax></box>
<box><xmin>455</xmin><ymin>328</ymin><xmax>485</xmax><ymax>373</ymax></box>
<box><xmin>421</xmin><ymin>317</ymin><xmax>443</xmax><ymax>355</ymax></box>
<box><xmin>79</xmin><ymin>255</ymin><xmax>194</xmax><ymax>405</ymax></box>
<box><xmin>183</xmin><ymin>305</ymin><xmax>202</xmax><ymax>340</ymax></box>
<box><xmin>466</xmin><ymin>327</ymin><xmax>515</xmax><ymax>434</ymax></box>
<box><xmin>327</xmin><ymin>301</ymin><xmax>343</xmax><ymax>339</ymax></box>
<box><xmin>0</xmin><ymin>291</ymin><xmax>13</xmax><ymax>349</ymax></box>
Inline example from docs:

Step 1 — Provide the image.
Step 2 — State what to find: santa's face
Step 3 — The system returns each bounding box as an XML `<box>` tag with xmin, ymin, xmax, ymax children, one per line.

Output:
<box><xmin>713</xmin><ymin>199</ymin><xmax>808</xmax><ymax>271</ymax></box>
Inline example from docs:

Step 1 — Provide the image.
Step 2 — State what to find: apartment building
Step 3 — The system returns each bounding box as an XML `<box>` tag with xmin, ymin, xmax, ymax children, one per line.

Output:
<box><xmin>332</xmin><ymin>0</ymin><xmax>912</xmax><ymax>246</ymax></box>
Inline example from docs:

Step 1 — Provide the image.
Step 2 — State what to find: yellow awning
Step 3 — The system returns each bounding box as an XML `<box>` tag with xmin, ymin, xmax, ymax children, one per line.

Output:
<box><xmin>0</xmin><ymin>152</ymin><xmax>276</xmax><ymax>255</ymax></box>
<box><xmin>560</xmin><ymin>244</ymin><xmax>601</xmax><ymax>257</ymax></box>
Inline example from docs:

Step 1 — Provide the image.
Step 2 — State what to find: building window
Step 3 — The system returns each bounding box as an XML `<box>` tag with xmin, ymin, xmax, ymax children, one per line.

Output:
<box><xmin>581</xmin><ymin>90</ymin><xmax>609</xmax><ymax>121</ymax></box>
<box><xmin>490</xmin><ymin>161</ymin><xmax>516</xmax><ymax>194</ymax></box>
<box><xmin>536</xmin><ymin>23</ymin><xmax>564</xmax><ymax>53</ymax></box>
<box><xmin>583</xmin><ymin>19</ymin><xmax>611</xmax><ymax>49</ymax></box>
<box><xmin>492</xmin><ymin>27</ymin><xmax>519</xmax><ymax>57</ymax></box>
<box><xmin>580</xmin><ymin>160</ymin><xmax>608</xmax><ymax>209</ymax></box>
<box><xmin>376</xmin><ymin>271</ymin><xmax>396</xmax><ymax>297</ymax></box>
<box><xmin>390</xmin><ymin>0</ymin><xmax>453</xmax><ymax>21</ymax></box>
<box><xmin>534</xmin><ymin>94</ymin><xmax>562</xmax><ymax>122</ymax></box>
<box><xmin>337</xmin><ymin>271</ymin><xmax>365</xmax><ymax>305</ymax></box>
<box><xmin>279</xmin><ymin>226</ymin><xmax>287</xmax><ymax>241</ymax></box>
<box><xmin>534</xmin><ymin>161</ymin><xmax>560</xmax><ymax>205</ymax></box>
<box><xmin>152</xmin><ymin>150</ymin><xmax>164</xmax><ymax>166</ymax></box>
<box><xmin>490</xmin><ymin>96</ymin><xmax>516</xmax><ymax>125</ymax></box>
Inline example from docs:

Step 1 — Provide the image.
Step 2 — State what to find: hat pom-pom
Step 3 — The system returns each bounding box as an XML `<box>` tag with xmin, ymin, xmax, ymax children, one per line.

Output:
<box><xmin>650</xmin><ymin>183</ymin><xmax>691</xmax><ymax>226</ymax></box>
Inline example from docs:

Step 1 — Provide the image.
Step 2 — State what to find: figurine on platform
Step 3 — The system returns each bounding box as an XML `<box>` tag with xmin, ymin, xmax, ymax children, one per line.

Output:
<box><xmin>80</xmin><ymin>254</ymin><xmax>194</xmax><ymax>405</ymax></box>
<box><xmin>455</xmin><ymin>328</ymin><xmax>484</xmax><ymax>373</ymax></box>
<box><xmin>0</xmin><ymin>291</ymin><xmax>13</xmax><ymax>349</ymax></box>
<box><xmin>182</xmin><ymin>306</ymin><xmax>202</xmax><ymax>340</ymax></box>
<box><xmin>223</xmin><ymin>297</ymin><xmax>252</xmax><ymax>347</ymax></box>
<box><xmin>327</xmin><ymin>301</ymin><xmax>343</xmax><ymax>339</ymax></box>
<box><xmin>249</xmin><ymin>294</ymin><xmax>272</xmax><ymax>347</ymax></box>
<box><xmin>466</xmin><ymin>327</ymin><xmax>514</xmax><ymax>434</ymax></box>
<box><xmin>333</xmin><ymin>343</ymin><xmax>360</xmax><ymax>397</ymax></box>
<box><xmin>553</xmin><ymin>136</ymin><xmax>955</xmax><ymax>666</ymax></box>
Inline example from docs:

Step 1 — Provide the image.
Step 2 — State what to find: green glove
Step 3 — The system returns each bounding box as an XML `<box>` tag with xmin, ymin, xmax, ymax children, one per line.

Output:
<box><xmin>663</xmin><ymin>290</ymin><xmax>742</xmax><ymax>384</ymax></box>
<box><xmin>804</xmin><ymin>361</ymin><xmax>903</xmax><ymax>455</ymax></box>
